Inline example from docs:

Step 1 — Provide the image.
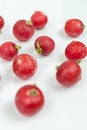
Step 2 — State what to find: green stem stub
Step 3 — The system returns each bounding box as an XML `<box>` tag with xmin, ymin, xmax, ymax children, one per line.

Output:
<box><xmin>76</xmin><ymin>60</ymin><xmax>81</xmax><ymax>64</ymax></box>
<box><xmin>26</xmin><ymin>20</ymin><xmax>33</xmax><ymax>26</ymax></box>
<box><xmin>83</xmin><ymin>24</ymin><xmax>85</xmax><ymax>29</ymax></box>
<box><xmin>36</xmin><ymin>42</ymin><xmax>43</xmax><ymax>54</ymax></box>
<box><xmin>0</xmin><ymin>30</ymin><xmax>2</xmax><ymax>34</ymax></box>
<box><xmin>55</xmin><ymin>66</ymin><xmax>59</xmax><ymax>70</ymax></box>
<box><xmin>15</xmin><ymin>45</ymin><xmax>22</xmax><ymax>50</ymax></box>
<box><xmin>30</xmin><ymin>89</ymin><xmax>37</xmax><ymax>97</ymax></box>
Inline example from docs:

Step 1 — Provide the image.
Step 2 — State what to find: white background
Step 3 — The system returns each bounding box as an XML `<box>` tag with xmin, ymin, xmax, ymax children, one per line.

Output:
<box><xmin>0</xmin><ymin>0</ymin><xmax>87</xmax><ymax>130</ymax></box>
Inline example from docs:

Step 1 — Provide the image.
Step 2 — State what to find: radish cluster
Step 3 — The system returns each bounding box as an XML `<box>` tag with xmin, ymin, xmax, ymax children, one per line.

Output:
<box><xmin>0</xmin><ymin>13</ymin><xmax>87</xmax><ymax>117</ymax></box>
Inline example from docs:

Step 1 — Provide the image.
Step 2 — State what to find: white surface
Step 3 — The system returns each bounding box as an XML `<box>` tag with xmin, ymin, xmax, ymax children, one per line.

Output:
<box><xmin>0</xmin><ymin>0</ymin><xmax>87</xmax><ymax>130</ymax></box>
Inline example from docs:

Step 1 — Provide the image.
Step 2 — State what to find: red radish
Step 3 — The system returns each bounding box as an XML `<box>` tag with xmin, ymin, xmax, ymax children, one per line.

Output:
<box><xmin>64</xmin><ymin>19</ymin><xmax>84</xmax><ymax>37</ymax></box>
<box><xmin>65</xmin><ymin>41</ymin><xmax>87</xmax><ymax>61</ymax></box>
<box><xmin>34</xmin><ymin>36</ymin><xmax>55</xmax><ymax>56</ymax></box>
<box><xmin>31</xmin><ymin>11</ymin><xmax>48</xmax><ymax>29</ymax></box>
<box><xmin>13</xmin><ymin>20</ymin><xmax>35</xmax><ymax>42</ymax></box>
<box><xmin>0</xmin><ymin>41</ymin><xmax>21</xmax><ymax>61</ymax></box>
<box><xmin>15</xmin><ymin>84</ymin><xmax>44</xmax><ymax>116</ymax></box>
<box><xmin>56</xmin><ymin>60</ymin><xmax>81</xmax><ymax>87</ymax></box>
<box><xmin>12</xmin><ymin>54</ymin><xmax>37</xmax><ymax>80</ymax></box>
<box><xmin>0</xmin><ymin>16</ymin><xmax>4</xmax><ymax>30</ymax></box>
